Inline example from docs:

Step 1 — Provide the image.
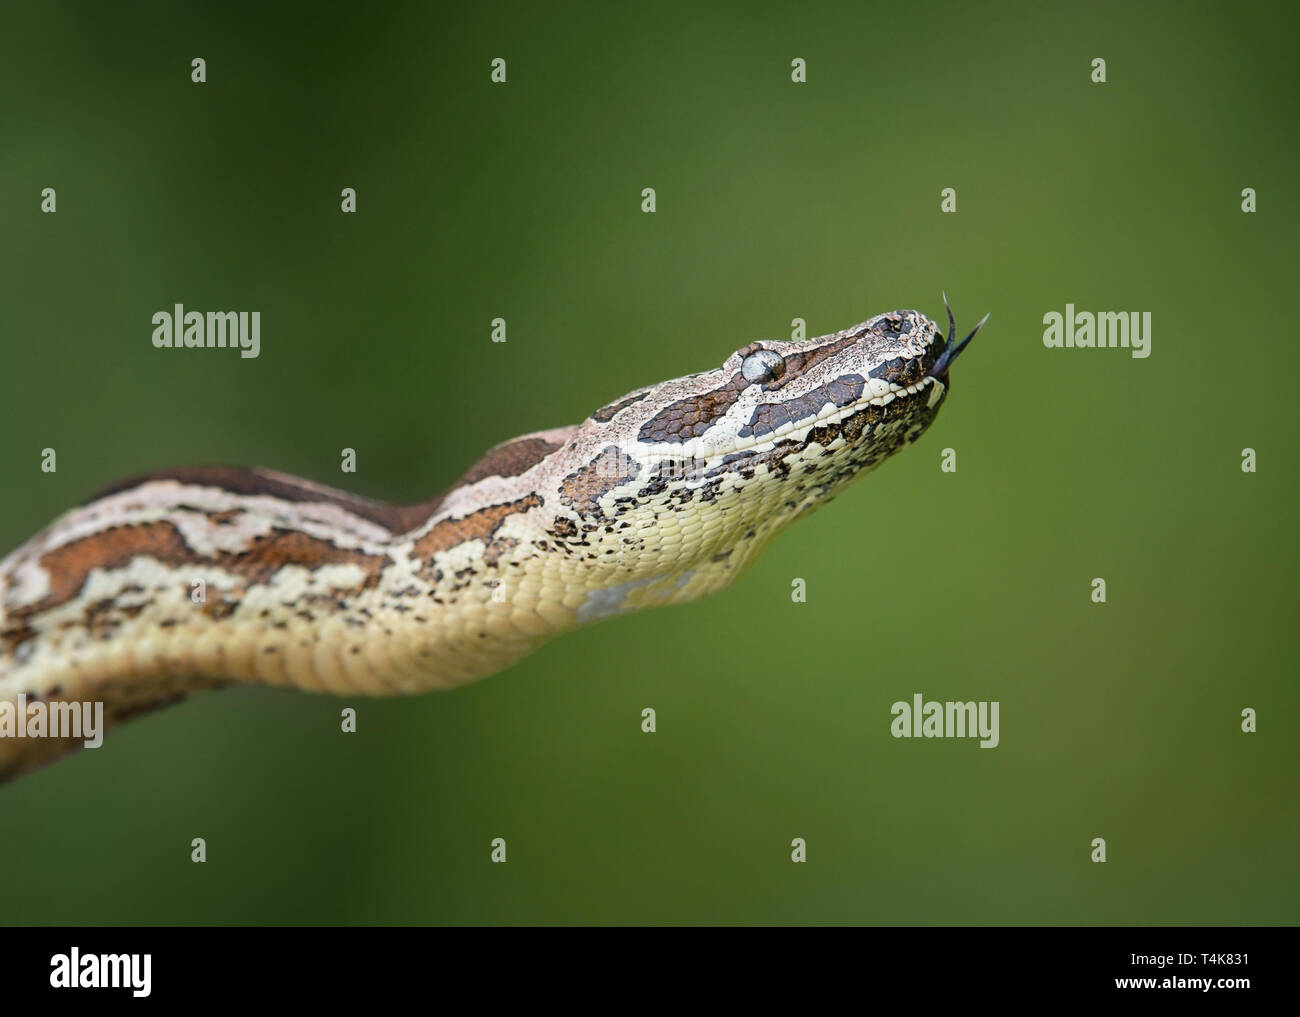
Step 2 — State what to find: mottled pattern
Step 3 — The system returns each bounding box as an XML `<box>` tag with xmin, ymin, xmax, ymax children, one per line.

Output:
<box><xmin>211</xmin><ymin>528</ymin><xmax>388</xmax><ymax>588</ymax></box>
<box><xmin>10</xmin><ymin>521</ymin><xmax>194</xmax><ymax>617</ymax></box>
<box><xmin>559</xmin><ymin>445</ymin><xmax>640</xmax><ymax>516</ymax></box>
<box><xmin>0</xmin><ymin>305</ymin><xmax>975</xmax><ymax>782</ymax></box>
<box><xmin>412</xmin><ymin>494</ymin><xmax>544</xmax><ymax>558</ymax></box>
<box><xmin>739</xmin><ymin>374</ymin><xmax>865</xmax><ymax>438</ymax></box>
<box><xmin>869</xmin><ymin>356</ymin><xmax>925</xmax><ymax>387</ymax></box>
<box><xmin>638</xmin><ymin>372</ymin><xmax>749</xmax><ymax>443</ymax></box>
<box><xmin>773</xmin><ymin>334</ymin><xmax>861</xmax><ymax>386</ymax></box>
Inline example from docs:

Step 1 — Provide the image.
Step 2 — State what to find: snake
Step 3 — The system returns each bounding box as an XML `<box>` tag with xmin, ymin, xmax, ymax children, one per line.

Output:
<box><xmin>0</xmin><ymin>300</ymin><xmax>986</xmax><ymax>781</ymax></box>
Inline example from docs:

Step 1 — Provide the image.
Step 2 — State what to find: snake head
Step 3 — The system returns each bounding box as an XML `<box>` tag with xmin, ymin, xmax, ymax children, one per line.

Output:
<box><xmin>500</xmin><ymin>299</ymin><xmax>993</xmax><ymax>628</ymax></box>
<box><xmin>562</xmin><ymin>300</ymin><xmax>987</xmax><ymax>579</ymax></box>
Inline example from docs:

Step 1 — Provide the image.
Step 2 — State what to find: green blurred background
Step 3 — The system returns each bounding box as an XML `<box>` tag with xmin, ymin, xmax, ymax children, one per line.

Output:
<box><xmin>1</xmin><ymin>0</ymin><xmax>1295</xmax><ymax>925</ymax></box>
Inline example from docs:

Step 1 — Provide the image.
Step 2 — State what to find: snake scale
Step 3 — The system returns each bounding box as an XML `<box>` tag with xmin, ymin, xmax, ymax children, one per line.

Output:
<box><xmin>0</xmin><ymin>301</ymin><xmax>986</xmax><ymax>781</ymax></box>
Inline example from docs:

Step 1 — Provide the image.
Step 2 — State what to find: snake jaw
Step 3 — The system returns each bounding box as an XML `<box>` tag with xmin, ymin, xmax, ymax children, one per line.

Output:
<box><xmin>928</xmin><ymin>296</ymin><xmax>989</xmax><ymax>381</ymax></box>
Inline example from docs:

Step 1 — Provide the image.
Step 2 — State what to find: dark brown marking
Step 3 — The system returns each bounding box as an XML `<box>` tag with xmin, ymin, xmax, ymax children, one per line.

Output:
<box><xmin>591</xmin><ymin>389</ymin><xmax>650</xmax><ymax>422</ymax></box>
<box><xmin>697</xmin><ymin>478</ymin><xmax>725</xmax><ymax>503</ymax></box>
<box><xmin>413</xmin><ymin>494</ymin><xmax>544</xmax><ymax>559</ymax></box>
<box><xmin>202</xmin><ymin>528</ymin><xmax>388</xmax><ymax>590</ymax></box>
<box><xmin>876</xmin><ymin>312</ymin><xmax>912</xmax><ymax>336</ymax></box>
<box><xmin>768</xmin><ymin>334</ymin><xmax>860</xmax><ymax>389</ymax></box>
<box><xmin>1</xmin><ymin>622</ymin><xmax>37</xmax><ymax>655</ymax></box>
<box><xmin>744</xmin><ymin>439</ymin><xmax>807</xmax><ymax>479</ymax></box>
<box><xmin>201</xmin><ymin>599</ymin><xmax>241</xmax><ymax>620</ymax></box>
<box><xmin>869</xmin><ymin>355</ymin><xmax>923</xmax><ymax>386</ymax></box>
<box><xmin>9</xmin><ymin>521</ymin><xmax>391</xmax><ymax>630</ymax></box>
<box><xmin>15</xmin><ymin>521</ymin><xmax>194</xmax><ymax>617</ymax></box>
<box><xmin>841</xmin><ymin>404</ymin><xmax>882</xmax><ymax>442</ymax></box>
<box><xmin>739</xmin><ymin>375</ymin><xmax>864</xmax><ymax>438</ymax></box>
<box><xmin>559</xmin><ymin>446</ymin><xmax>640</xmax><ymax>516</ymax></box>
<box><xmin>639</xmin><ymin>372</ymin><xmax>749</xmax><ymax>443</ymax></box>
<box><xmin>808</xmin><ymin>420</ymin><xmax>842</xmax><ymax>447</ymax></box>
<box><xmin>453</xmin><ymin>437</ymin><xmax>563</xmax><ymax>487</ymax></box>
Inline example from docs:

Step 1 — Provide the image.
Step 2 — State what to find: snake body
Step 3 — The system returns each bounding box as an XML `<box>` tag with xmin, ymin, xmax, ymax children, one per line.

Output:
<box><xmin>0</xmin><ymin>304</ymin><xmax>985</xmax><ymax>780</ymax></box>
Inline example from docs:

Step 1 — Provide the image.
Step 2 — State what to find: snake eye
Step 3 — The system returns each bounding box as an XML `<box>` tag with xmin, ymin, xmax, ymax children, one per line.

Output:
<box><xmin>741</xmin><ymin>348</ymin><xmax>785</xmax><ymax>385</ymax></box>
